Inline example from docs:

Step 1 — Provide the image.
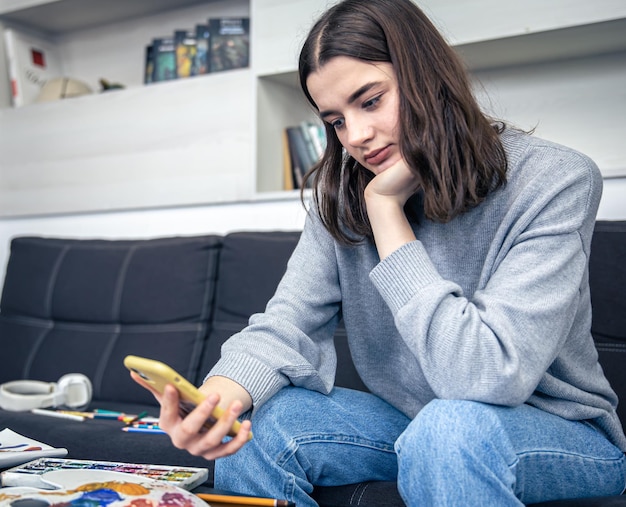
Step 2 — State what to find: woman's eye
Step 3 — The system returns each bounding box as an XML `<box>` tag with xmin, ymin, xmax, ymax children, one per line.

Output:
<box><xmin>363</xmin><ymin>95</ymin><xmax>381</xmax><ymax>109</ymax></box>
<box><xmin>330</xmin><ymin>118</ymin><xmax>345</xmax><ymax>129</ymax></box>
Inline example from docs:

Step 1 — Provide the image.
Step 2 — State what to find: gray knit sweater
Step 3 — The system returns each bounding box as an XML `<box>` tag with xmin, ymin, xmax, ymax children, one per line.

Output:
<box><xmin>209</xmin><ymin>129</ymin><xmax>626</xmax><ymax>450</ymax></box>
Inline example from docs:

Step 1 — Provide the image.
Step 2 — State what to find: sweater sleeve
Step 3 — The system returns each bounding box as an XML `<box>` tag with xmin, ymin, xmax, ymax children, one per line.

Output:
<box><xmin>369</xmin><ymin>144</ymin><xmax>603</xmax><ymax>406</ymax></box>
<box><xmin>207</xmin><ymin>209</ymin><xmax>343</xmax><ymax>411</ymax></box>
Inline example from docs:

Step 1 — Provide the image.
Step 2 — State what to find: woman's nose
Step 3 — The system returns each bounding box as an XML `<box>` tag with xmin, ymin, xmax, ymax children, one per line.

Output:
<box><xmin>346</xmin><ymin>119</ymin><xmax>374</xmax><ymax>147</ymax></box>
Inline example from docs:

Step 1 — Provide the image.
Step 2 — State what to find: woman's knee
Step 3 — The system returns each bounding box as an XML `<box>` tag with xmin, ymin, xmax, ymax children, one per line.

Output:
<box><xmin>216</xmin><ymin>388</ymin><xmax>309</xmax><ymax>481</ymax></box>
<box><xmin>395</xmin><ymin>399</ymin><xmax>513</xmax><ymax>461</ymax></box>
<box><xmin>252</xmin><ymin>386</ymin><xmax>328</xmax><ymax>441</ymax></box>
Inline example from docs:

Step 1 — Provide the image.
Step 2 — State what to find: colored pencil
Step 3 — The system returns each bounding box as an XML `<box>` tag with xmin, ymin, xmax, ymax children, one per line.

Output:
<box><xmin>94</xmin><ymin>409</ymin><xmax>125</xmax><ymax>415</ymax></box>
<box><xmin>121</xmin><ymin>410</ymin><xmax>149</xmax><ymax>425</ymax></box>
<box><xmin>57</xmin><ymin>410</ymin><xmax>95</xmax><ymax>418</ymax></box>
<box><xmin>31</xmin><ymin>409</ymin><xmax>85</xmax><ymax>421</ymax></box>
<box><xmin>93</xmin><ymin>412</ymin><xmax>125</xmax><ymax>419</ymax></box>
<box><xmin>56</xmin><ymin>410</ymin><xmax>123</xmax><ymax>420</ymax></box>
<box><xmin>121</xmin><ymin>427</ymin><xmax>166</xmax><ymax>434</ymax></box>
<box><xmin>196</xmin><ymin>493</ymin><xmax>293</xmax><ymax>506</ymax></box>
<box><xmin>132</xmin><ymin>423</ymin><xmax>161</xmax><ymax>429</ymax></box>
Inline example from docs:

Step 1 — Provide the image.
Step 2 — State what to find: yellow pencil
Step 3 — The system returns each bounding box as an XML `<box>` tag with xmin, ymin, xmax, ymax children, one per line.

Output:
<box><xmin>30</xmin><ymin>408</ymin><xmax>85</xmax><ymax>421</ymax></box>
<box><xmin>195</xmin><ymin>492</ymin><xmax>292</xmax><ymax>506</ymax></box>
<box><xmin>57</xmin><ymin>410</ymin><xmax>95</xmax><ymax>418</ymax></box>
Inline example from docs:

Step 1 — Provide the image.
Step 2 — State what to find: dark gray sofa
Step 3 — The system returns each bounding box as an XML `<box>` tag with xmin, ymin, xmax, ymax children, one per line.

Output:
<box><xmin>0</xmin><ymin>221</ymin><xmax>624</xmax><ymax>506</ymax></box>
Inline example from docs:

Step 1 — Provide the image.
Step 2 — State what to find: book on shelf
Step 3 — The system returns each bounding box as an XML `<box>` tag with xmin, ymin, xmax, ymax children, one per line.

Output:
<box><xmin>144</xmin><ymin>44</ymin><xmax>155</xmax><ymax>84</ymax></box>
<box><xmin>174</xmin><ymin>30</ymin><xmax>198</xmax><ymax>79</ymax></box>
<box><xmin>151</xmin><ymin>37</ymin><xmax>177</xmax><ymax>82</ymax></box>
<box><xmin>282</xmin><ymin>129</ymin><xmax>295</xmax><ymax>191</ymax></box>
<box><xmin>143</xmin><ymin>17</ymin><xmax>250</xmax><ymax>83</ymax></box>
<box><xmin>285</xmin><ymin>126</ymin><xmax>313</xmax><ymax>189</ymax></box>
<box><xmin>208</xmin><ymin>17</ymin><xmax>250</xmax><ymax>73</ymax></box>
<box><xmin>283</xmin><ymin>122</ymin><xmax>326</xmax><ymax>189</ymax></box>
<box><xmin>303</xmin><ymin>121</ymin><xmax>326</xmax><ymax>159</ymax></box>
<box><xmin>195</xmin><ymin>24</ymin><xmax>211</xmax><ymax>75</ymax></box>
<box><xmin>3</xmin><ymin>27</ymin><xmax>63</xmax><ymax>107</ymax></box>
<box><xmin>299</xmin><ymin>121</ymin><xmax>325</xmax><ymax>167</ymax></box>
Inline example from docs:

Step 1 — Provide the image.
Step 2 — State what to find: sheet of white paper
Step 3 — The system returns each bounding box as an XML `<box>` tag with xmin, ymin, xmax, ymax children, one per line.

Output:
<box><xmin>0</xmin><ymin>428</ymin><xmax>67</xmax><ymax>469</ymax></box>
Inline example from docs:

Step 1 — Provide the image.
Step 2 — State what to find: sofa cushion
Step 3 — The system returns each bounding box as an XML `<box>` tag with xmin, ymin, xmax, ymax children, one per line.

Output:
<box><xmin>198</xmin><ymin>231</ymin><xmax>302</xmax><ymax>378</ymax></box>
<box><xmin>589</xmin><ymin>220</ymin><xmax>626</xmax><ymax>424</ymax></box>
<box><xmin>0</xmin><ymin>235</ymin><xmax>222</xmax><ymax>405</ymax></box>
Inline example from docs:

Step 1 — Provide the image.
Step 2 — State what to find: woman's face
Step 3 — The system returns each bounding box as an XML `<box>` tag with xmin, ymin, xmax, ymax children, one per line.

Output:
<box><xmin>306</xmin><ymin>56</ymin><xmax>402</xmax><ymax>175</ymax></box>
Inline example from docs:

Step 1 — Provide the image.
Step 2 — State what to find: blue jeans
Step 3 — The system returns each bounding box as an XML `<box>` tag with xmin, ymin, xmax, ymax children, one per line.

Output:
<box><xmin>215</xmin><ymin>387</ymin><xmax>626</xmax><ymax>506</ymax></box>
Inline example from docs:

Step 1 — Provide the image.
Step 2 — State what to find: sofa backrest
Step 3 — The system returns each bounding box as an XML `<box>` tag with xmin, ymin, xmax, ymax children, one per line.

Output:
<box><xmin>1</xmin><ymin>221</ymin><xmax>622</xmax><ymax>418</ymax></box>
<box><xmin>0</xmin><ymin>235</ymin><xmax>222</xmax><ymax>406</ymax></box>
<box><xmin>195</xmin><ymin>230</ymin><xmax>368</xmax><ymax>392</ymax></box>
<box><xmin>197</xmin><ymin>231</ymin><xmax>302</xmax><ymax>380</ymax></box>
<box><xmin>589</xmin><ymin>220</ymin><xmax>626</xmax><ymax>423</ymax></box>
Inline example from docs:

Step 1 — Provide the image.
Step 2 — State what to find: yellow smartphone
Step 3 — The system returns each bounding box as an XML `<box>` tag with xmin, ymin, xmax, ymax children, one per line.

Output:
<box><xmin>123</xmin><ymin>355</ymin><xmax>251</xmax><ymax>440</ymax></box>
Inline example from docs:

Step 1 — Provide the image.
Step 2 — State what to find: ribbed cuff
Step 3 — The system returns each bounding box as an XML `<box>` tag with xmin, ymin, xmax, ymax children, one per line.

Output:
<box><xmin>206</xmin><ymin>353</ymin><xmax>289</xmax><ymax>412</ymax></box>
<box><xmin>369</xmin><ymin>240</ymin><xmax>441</xmax><ymax>314</ymax></box>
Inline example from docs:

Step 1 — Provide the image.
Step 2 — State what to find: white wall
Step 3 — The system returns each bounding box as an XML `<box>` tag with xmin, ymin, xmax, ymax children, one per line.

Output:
<box><xmin>598</xmin><ymin>178</ymin><xmax>626</xmax><ymax>220</ymax></box>
<box><xmin>0</xmin><ymin>176</ymin><xmax>623</xmax><ymax>286</ymax></box>
<box><xmin>473</xmin><ymin>51</ymin><xmax>626</xmax><ymax>178</ymax></box>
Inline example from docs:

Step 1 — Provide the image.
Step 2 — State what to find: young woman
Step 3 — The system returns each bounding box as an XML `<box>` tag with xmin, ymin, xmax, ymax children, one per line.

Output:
<box><xmin>134</xmin><ymin>0</ymin><xmax>626</xmax><ymax>505</ymax></box>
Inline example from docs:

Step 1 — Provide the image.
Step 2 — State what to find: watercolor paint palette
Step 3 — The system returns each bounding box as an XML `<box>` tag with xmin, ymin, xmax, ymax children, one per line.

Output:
<box><xmin>0</xmin><ymin>468</ymin><xmax>209</xmax><ymax>507</ymax></box>
<box><xmin>1</xmin><ymin>458</ymin><xmax>208</xmax><ymax>491</ymax></box>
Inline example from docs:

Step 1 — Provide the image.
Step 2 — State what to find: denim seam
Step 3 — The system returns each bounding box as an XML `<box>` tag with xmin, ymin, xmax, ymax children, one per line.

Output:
<box><xmin>516</xmin><ymin>449</ymin><xmax>626</xmax><ymax>462</ymax></box>
<box><xmin>285</xmin><ymin>469</ymin><xmax>296</xmax><ymax>502</ymax></box>
<box><xmin>295</xmin><ymin>434</ymin><xmax>396</xmax><ymax>451</ymax></box>
<box><xmin>275</xmin><ymin>433</ymin><xmax>396</xmax><ymax>467</ymax></box>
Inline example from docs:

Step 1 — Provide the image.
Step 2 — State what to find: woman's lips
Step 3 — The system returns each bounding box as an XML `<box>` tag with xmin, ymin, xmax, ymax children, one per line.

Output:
<box><xmin>364</xmin><ymin>145</ymin><xmax>391</xmax><ymax>165</ymax></box>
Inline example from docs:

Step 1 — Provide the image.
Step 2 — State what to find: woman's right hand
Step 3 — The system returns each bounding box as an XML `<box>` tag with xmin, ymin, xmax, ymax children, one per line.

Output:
<box><xmin>364</xmin><ymin>157</ymin><xmax>419</xmax><ymax>207</ymax></box>
<box><xmin>130</xmin><ymin>372</ymin><xmax>253</xmax><ymax>460</ymax></box>
<box><xmin>364</xmin><ymin>158</ymin><xmax>419</xmax><ymax>260</ymax></box>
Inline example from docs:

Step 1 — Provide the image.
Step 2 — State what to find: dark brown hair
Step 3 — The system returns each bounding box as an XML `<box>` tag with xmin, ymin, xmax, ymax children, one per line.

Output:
<box><xmin>299</xmin><ymin>0</ymin><xmax>507</xmax><ymax>244</ymax></box>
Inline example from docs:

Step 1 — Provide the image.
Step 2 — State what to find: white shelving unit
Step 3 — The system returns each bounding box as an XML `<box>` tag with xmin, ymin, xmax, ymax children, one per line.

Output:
<box><xmin>253</xmin><ymin>0</ymin><xmax>626</xmax><ymax>192</ymax></box>
<box><xmin>0</xmin><ymin>0</ymin><xmax>252</xmax><ymax>217</ymax></box>
<box><xmin>0</xmin><ymin>0</ymin><xmax>625</xmax><ymax>217</ymax></box>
